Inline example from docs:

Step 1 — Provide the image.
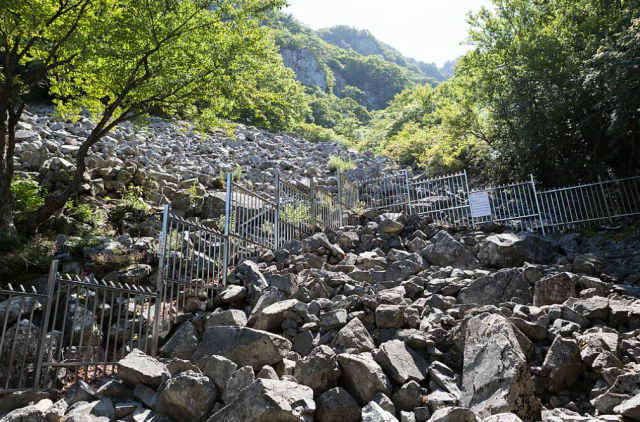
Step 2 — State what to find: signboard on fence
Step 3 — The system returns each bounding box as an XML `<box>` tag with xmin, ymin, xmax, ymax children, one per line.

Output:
<box><xmin>470</xmin><ymin>192</ymin><xmax>492</xmax><ymax>218</ymax></box>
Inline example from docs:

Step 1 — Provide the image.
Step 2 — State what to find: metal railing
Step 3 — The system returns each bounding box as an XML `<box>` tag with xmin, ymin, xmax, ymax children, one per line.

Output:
<box><xmin>0</xmin><ymin>282</ymin><xmax>50</xmax><ymax>394</ymax></box>
<box><xmin>358</xmin><ymin>171</ymin><xmax>640</xmax><ymax>234</ymax></box>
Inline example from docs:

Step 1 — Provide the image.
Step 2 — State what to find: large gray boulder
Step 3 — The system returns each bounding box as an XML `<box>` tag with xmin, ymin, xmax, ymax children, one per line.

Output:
<box><xmin>542</xmin><ymin>337</ymin><xmax>583</xmax><ymax>392</ymax></box>
<box><xmin>190</xmin><ymin>326</ymin><xmax>291</xmax><ymax>370</ymax></box>
<box><xmin>362</xmin><ymin>401</ymin><xmax>399</xmax><ymax>421</ymax></box>
<box><xmin>533</xmin><ymin>273</ymin><xmax>575</xmax><ymax>306</ymax></box>
<box><xmin>457</xmin><ymin>269</ymin><xmax>531</xmax><ymax>306</ymax></box>
<box><xmin>337</xmin><ymin>352</ymin><xmax>393</xmax><ymax>405</ymax></box>
<box><xmin>420</xmin><ymin>231</ymin><xmax>478</xmax><ymax>270</ymax></box>
<box><xmin>252</xmin><ymin>299</ymin><xmax>299</xmax><ymax>331</ymax></box>
<box><xmin>461</xmin><ymin>313</ymin><xmax>540</xmax><ymax>420</ymax></box>
<box><xmin>207</xmin><ymin>379</ymin><xmax>315</xmax><ymax>422</ymax></box>
<box><xmin>294</xmin><ymin>345</ymin><xmax>341</xmax><ymax>396</ymax></box>
<box><xmin>331</xmin><ymin>317</ymin><xmax>375</xmax><ymax>352</ymax></box>
<box><xmin>478</xmin><ymin>233</ymin><xmax>555</xmax><ymax>268</ymax></box>
<box><xmin>156</xmin><ymin>370</ymin><xmax>217</xmax><ymax>422</ymax></box>
<box><xmin>315</xmin><ymin>387</ymin><xmax>360</xmax><ymax>422</ymax></box>
<box><xmin>0</xmin><ymin>297</ymin><xmax>41</xmax><ymax>327</ymax></box>
<box><xmin>118</xmin><ymin>349</ymin><xmax>169</xmax><ymax>389</ymax></box>
<box><xmin>160</xmin><ymin>320</ymin><xmax>199</xmax><ymax>359</ymax></box>
<box><xmin>427</xmin><ymin>407</ymin><xmax>480</xmax><ymax>422</ymax></box>
<box><xmin>193</xmin><ymin>354</ymin><xmax>237</xmax><ymax>394</ymax></box>
<box><xmin>374</xmin><ymin>340</ymin><xmax>428</xmax><ymax>384</ymax></box>
<box><xmin>1</xmin><ymin>398</ymin><xmax>53</xmax><ymax>422</ymax></box>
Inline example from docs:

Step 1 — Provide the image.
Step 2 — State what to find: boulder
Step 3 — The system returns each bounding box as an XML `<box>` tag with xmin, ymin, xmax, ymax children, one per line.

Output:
<box><xmin>207</xmin><ymin>379</ymin><xmax>315</xmax><ymax>422</ymax></box>
<box><xmin>337</xmin><ymin>352</ymin><xmax>393</xmax><ymax>405</ymax></box>
<box><xmin>374</xmin><ymin>340</ymin><xmax>428</xmax><ymax>384</ymax></box>
<box><xmin>315</xmin><ymin>387</ymin><xmax>360</xmax><ymax>422</ymax></box>
<box><xmin>118</xmin><ymin>349</ymin><xmax>169</xmax><ymax>389</ymax></box>
<box><xmin>533</xmin><ymin>273</ymin><xmax>575</xmax><ymax>306</ymax></box>
<box><xmin>458</xmin><ymin>269</ymin><xmax>530</xmax><ymax>306</ymax></box>
<box><xmin>192</xmin><ymin>354</ymin><xmax>237</xmax><ymax>393</ymax></box>
<box><xmin>252</xmin><ymin>299</ymin><xmax>300</xmax><ymax>331</ymax></box>
<box><xmin>222</xmin><ymin>366</ymin><xmax>255</xmax><ymax>404</ymax></box>
<box><xmin>427</xmin><ymin>407</ymin><xmax>480</xmax><ymax>422</ymax></box>
<box><xmin>160</xmin><ymin>320</ymin><xmax>199</xmax><ymax>359</ymax></box>
<box><xmin>294</xmin><ymin>345</ymin><xmax>341</xmax><ymax>396</ymax></box>
<box><xmin>420</xmin><ymin>231</ymin><xmax>478</xmax><ymax>270</ymax></box>
<box><xmin>478</xmin><ymin>233</ymin><xmax>555</xmax><ymax>268</ymax></box>
<box><xmin>542</xmin><ymin>337</ymin><xmax>583</xmax><ymax>392</ymax></box>
<box><xmin>461</xmin><ymin>313</ymin><xmax>540</xmax><ymax>420</ymax></box>
<box><xmin>362</xmin><ymin>401</ymin><xmax>399</xmax><ymax>422</ymax></box>
<box><xmin>190</xmin><ymin>326</ymin><xmax>291</xmax><ymax>370</ymax></box>
<box><xmin>331</xmin><ymin>317</ymin><xmax>375</xmax><ymax>352</ymax></box>
<box><xmin>156</xmin><ymin>370</ymin><xmax>217</xmax><ymax>422</ymax></box>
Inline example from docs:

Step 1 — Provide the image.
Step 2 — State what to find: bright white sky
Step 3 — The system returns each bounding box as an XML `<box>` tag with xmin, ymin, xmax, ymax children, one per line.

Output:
<box><xmin>284</xmin><ymin>0</ymin><xmax>493</xmax><ymax>67</ymax></box>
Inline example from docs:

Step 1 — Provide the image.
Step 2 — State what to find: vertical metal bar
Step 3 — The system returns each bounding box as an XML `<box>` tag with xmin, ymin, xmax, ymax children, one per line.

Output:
<box><xmin>404</xmin><ymin>170</ymin><xmax>413</xmax><ymax>215</ymax></box>
<box><xmin>598</xmin><ymin>176</ymin><xmax>614</xmax><ymax>224</ymax></box>
<box><xmin>274</xmin><ymin>172</ymin><xmax>280</xmax><ymax>250</ymax></box>
<box><xmin>530</xmin><ymin>175</ymin><xmax>545</xmax><ymax>235</ymax></box>
<box><xmin>152</xmin><ymin>205</ymin><xmax>169</xmax><ymax>357</ymax></box>
<box><xmin>463</xmin><ymin>170</ymin><xmax>474</xmax><ymax>229</ymax></box>
<box><xmin>222</xmin><ymin>173</ymin><xmax>232</xmax><ymax>287</ymax></box>
<box><xmin>337</xmin><ymin>168</ymin><xmax>344</xmax><ymax>227</ymax></box>
<box><xmin>33</xmin><ymin>261</ymin><xmax>57</xmax><ymax>388</ymax></box>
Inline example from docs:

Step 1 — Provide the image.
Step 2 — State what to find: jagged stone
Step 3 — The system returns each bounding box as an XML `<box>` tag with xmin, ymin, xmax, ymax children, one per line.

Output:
<box><xmin>190</xmin><ymin>326</ymin><xmax>291</xmax><ymax>370</ymax></box>
<box><xmin>337</xmin><ymin>352</ymin><xmax>393</xmax><ymax>405</ymax></box>
<box><xmin>420</xmin><ymin>231</ymin><xmax>478</xmax><ymax>270</ymax></box>
<box><xmin>542</xmin><ymin>337</ymin><xmax>583</xmax><ymax>392</ymax></box>
<box><xmin>118</xmin><ymin>349</ymin><xmax>169</xmax><ymax>389</ymax></box>
<box><xmin>315</xmin><ymin>387</ymin><xmax>360</xmax><ymax>422</ymax></box>
<box><xmin>374</xmin><ymin>339</ymin><xmax>428</xmax><ymax>384</ymax></box>
<box><xmin>160</xmin><ymin>320</ymin><xmax>199</xmax><ymax>359</ymax></box>
<box><xmin>207</xmin><ymin>379</ymin><xmax>315</xmax><ymax>422</ymax></box>
<box><xmin>533</xmin><ymin>273</ymin><xmax>575</xmax><ymax>306</ymax></box>
<box><xmin>458</xmin><ymin>269</ymin><xmax>530</xmax><ymax>306</ymax></box>
<box><xmin>156</xmin><ymin>370</ymin><xmax>217</xmax><ymax>422</ymax></box>
<box><xmin>362</xmin><ymin>401</ymin><xmax>399</xmax><ymax>422</ymax></box>
<box><xmin>331</xmin><ymin>317</ymin><xmax>376</xmax><ymax>352</ymax></box>
<box><xmin>461</xmin><ymin>313</ymin><xmax>540</xmax><ymax>420</ymax></box>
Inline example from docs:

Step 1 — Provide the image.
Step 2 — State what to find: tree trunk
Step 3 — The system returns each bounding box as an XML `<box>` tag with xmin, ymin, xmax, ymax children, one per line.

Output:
<box><xmin>0</xmin><ymin>112</ymin><xmax>17</xmax><ymax>240</ymax></box>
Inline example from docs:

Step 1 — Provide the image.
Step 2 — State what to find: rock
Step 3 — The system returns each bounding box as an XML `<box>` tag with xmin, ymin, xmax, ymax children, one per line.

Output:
<box><xmin>294</xmin><ymin>345</ymin><xmax>341</xmax><ymax>396</ymax></box>
<box><xmin>156</xmin><ymin>370</ymin><xmax>217</xmax><ymax>422</ymax></box>
<box><xmin>572</xmin><ymin>253</ymin><xmax>606</xmax><ymax>275</ymax></box>
<box><xmin>427</xmin><ymin>407</ymin><xmax>480</xmax><ymax>422</ymax></box>
<box><xmin>429</xmin><ymin>361</ymin><xmax>462</xmax><ymax>399</ymax></box>
<box><xmin>222</xmin><ymin>366</ymin><xmax>255</xmax><ymax>404</ymax></box>
<box><xmin>1</xmin><ymin>398</ymin><xmax>53</xmax><ymax>422</ymax></box>
<box><xmin>461</xmin><ymin>313</ymin><xmax>540</xmax><ymax>420</ymax></box>
<box><xmin>0</xmin><ymin>297</ymin><xmax>42</xmax><ymax>327</ymax></box>
<box><xmin>379</xmin><ymin>219</ymin><xmax>405</xmax><ymax>235</ymax></box>
<box><xmin>542</xmin><ymin>337</ymin><xmax>583</xmax><ymax>392</ymax></box>
<box><xmin>458</xmin><ymin>269</ymin><xmax>531</xmax><ymax>306</ymax></box>
<box><xmin>478</xmin><ymin>233</ymin><xmax>555</xmax><ymax>268</ymax></box>
<box><xmin>315</xmin><ymin>387</ymin><xmax>360</xmax><ymax>422</ymax></box>
<box><xmin>160</xmin><ymin>320</ymin><xmax>199</xmax><ymax>359</ymax></box>
<box><xmin>118</xmin><ymin>349</ymin><xmax>170</xmax><ymax>389</ymax></box>
<box><xmin>320</xmin><ymin>309</ymin><xmax>349</xmax><ymax>331</ymax></box>
<box><xmin>362</xmin><ymin>401</ymin><xmax>399</xmax><ymax>422</ymax></box>
<box><xmin>192</xmin><ymin>354</ymin><xmax>237</xmax><ymax>393</ymax></box>
<box><xmin>393</xmin><ymin>380</ymin><xmax>422</xmax><ymax>411</ymax></box>
<box><xmin>331</xmin><ymin>317</ymin><xmax>376</xmax><ymax>352</ymax></box>
<box><xmin>374</xmin><ymin>340</ymin><xmax>428</xmax><ymax>384</ymax></box>
<box><xmin>0</xmin><ymin>389</ymin><xmax>57</xmax><ymax>415</ymax></box>
<box><xmin>207</xmin><ymin>379</ymin><xmax>315</xmax><ymax>422</ymax></box>
<box><xmin>613</xmin><ymin>394</ymin><xmax>640</xmax><ymax>419</ymax></box>
<box><xmin>190</xmin><ymin>326</ymin><xmax>291</xmax><ymax>370</ymax></box>
<box><xmin>421</xmin><ymin>231</ymin><xmax>478</xmax><ymax>270</ymax></box>
<box><xmin>376</xmin><ymin>305</ymin><xmax>405</xmax><ymax>328</ymax></box>
<box><xmin>533</xmin><ymin>273</ymin><xmax>575</xmax><ymax>306</ymax></box>
<box><xmin>66</xmin><ymin>380</ymin><xmax>97</xmax><ymax>405</ymax></box>
<box><xmin>219</xmin><ymin>285</ymin><xmax>246</xmax><ymax>303</ymax></box>
<box><xmin>206</xmin><ymin>309</ymin><xmax>247</xmax><ymax>327</ymax></box>
<box><xmin>482</xmin><ymin>414</ymin><xmax>523</xmax><ymax>422</ymax></box>
<box><xmin>252</xmin><ymin>299</ymin><xmax>299</xmax><ymax>331</ymax></box>
<box><xmin>337</xmin><ymin>352</ymin><xmax>393</xmax><ymax>405</ymax></box>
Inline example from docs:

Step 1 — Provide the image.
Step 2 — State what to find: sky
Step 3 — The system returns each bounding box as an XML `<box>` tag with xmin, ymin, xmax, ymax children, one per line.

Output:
<box><xmin>284</xmin><ymin>0</ymin><xmax>493</xmax><ymax>67</ymax></box>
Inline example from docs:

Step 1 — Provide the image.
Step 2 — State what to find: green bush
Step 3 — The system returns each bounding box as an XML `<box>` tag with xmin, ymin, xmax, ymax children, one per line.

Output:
<box><xmin>11</xmin><ymin>175</ymin><xmax>46</xmax><ymax>222</ymax></box>
<box><xmin>120</xmin><ymin>184</ymin><xmax>149</xmax><ymax>211</ymax></box>
<box><xmin>293</xmin><ymin>123</ymin><xmax>337</xmax><ymax>143</ymax></box>
<box><xmin>0</xmin><ymin>235</ymin><xmax>56</xmax><ymax>281</ymax></box>
<box><xmin>327</xmin><ymin>156</ymin><xmax>356</xmax><ymax>173</ymax></box>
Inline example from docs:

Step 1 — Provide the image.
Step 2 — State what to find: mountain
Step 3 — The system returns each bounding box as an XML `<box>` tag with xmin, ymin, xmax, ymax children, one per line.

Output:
<box><xmin>269</xmin><ymin>13</ymin><xmax>454</xmax><ymax>111</ymax></box>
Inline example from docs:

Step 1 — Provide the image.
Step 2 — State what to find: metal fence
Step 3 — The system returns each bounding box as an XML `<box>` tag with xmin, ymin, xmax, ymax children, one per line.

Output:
<box><xmin>358</xmin><ymin>171</ymin><xmax>640</xmax><ymax>234</ymax></box>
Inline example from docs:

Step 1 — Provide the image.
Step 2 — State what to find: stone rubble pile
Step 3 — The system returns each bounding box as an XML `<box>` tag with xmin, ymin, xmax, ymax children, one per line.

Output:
<box><xmin>2</xmin><ymin>211</ymin><xmax>640</xmax><ymax>422</ymax></box>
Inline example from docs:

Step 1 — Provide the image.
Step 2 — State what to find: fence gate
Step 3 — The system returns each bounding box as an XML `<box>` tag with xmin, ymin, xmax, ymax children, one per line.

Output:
<box><xmin>38</xmin><ymin>262</ymin><xmax>158</xmax><ymax>390</ymax></box>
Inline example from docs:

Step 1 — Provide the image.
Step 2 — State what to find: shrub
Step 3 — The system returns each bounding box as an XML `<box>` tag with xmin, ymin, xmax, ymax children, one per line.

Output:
<box><xmin>293</xmin><ymin>122</ymin><xmax>337</xmax><ymax>143</ymax></box>
<box><xmin>11</xmin><ymin>175</ymin><xmax>46</xmax><ymax>222</ymax></box>
<box><xmin>120</xmin><ymin>184</ymin><xmax>149</xmax><ymax>211</ymax></box>
<box><xmin>0</xmin><ymin>235</ymin><xmax>56</xmax><ymax>281</ymax></box>
<box><xmin>327</xmin><ymin>156</ymin><xmax>356</xmax><ymax>173</ymax></box>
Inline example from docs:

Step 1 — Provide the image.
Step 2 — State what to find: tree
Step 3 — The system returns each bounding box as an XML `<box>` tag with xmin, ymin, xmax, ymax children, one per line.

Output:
<box><xmin>0</xmin><ymin>0</ymin><xmax>290</xmax><ymax>235</ymax></box>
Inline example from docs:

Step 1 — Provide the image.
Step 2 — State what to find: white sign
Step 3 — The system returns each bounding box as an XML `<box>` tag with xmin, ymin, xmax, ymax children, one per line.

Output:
<box><xmin>470</xmin><ymin>192</ymin><xmax>492</xmax><ymax>218</ymax></box>
<box><xmin>158</xmin><ymin>232</ymin><xmax>167</xmax><ymax>257</ymax></box>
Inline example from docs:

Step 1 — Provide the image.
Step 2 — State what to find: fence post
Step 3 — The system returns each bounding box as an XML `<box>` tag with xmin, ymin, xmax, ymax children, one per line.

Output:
<box><xmin>151</xmin><ymin>205</ymin><xmax>169</xmax><ymax>356</ymax></box>
<box><xmin>404</xmin><ymin>170</ymin><xmax>414</xmax><ymax>216</ymax></box>
<box><xmin>598</xmin><ymin>176</ymin><xmax>614</xmax><ymax>224</ymax></box>
<box><xmin>33</xmin><ymin>260</ymin><xmax>58</xmax><ymax>388</ymax></box>
<box><xmin>463</xmin><ymin>170</ymin><xmax>476</xmax><ymax>230</ymax></box>
<box><xmin>530</xmin><ymin>174</ymin><xmax>546</xmax><ymax>235</ymax></box>
<box><xmin>310</xmin><ymin>180</ymin><xmax>317</xmax><ymax>232</ymax></box>
<box><xmin>337</xmin><ymin>167</ymin><xmax>344</xmax><ymax>227</ymax></box>
<box><xmin>274</xmin><ymin>172</ymin><xmax>280</xmax><ymax>249</ymax></box>
<box><xmin>222</xmin><ymin>173</ymin><xmax>232</xmax><ymax>287</ymax></box>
